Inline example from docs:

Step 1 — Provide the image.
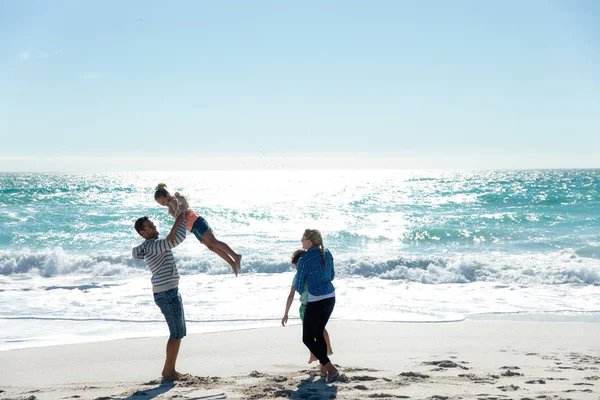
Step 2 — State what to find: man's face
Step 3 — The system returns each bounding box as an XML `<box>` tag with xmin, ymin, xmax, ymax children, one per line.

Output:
<box><xmin>140</xmin><ymin>220</ymin><xmax>159</xmax><ymax>239</ymax></box>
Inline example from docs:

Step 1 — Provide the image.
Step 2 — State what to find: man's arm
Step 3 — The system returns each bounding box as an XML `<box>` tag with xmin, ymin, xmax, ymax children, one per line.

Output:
<box><xmin>145</xmin><ymin>221</ymin><xmax>187</xmax><ymax>254</ymax></box>
<box><xmin>168</xmin><ymin>212</ymin><xmax>186</xmax><ymax>243</ymax></box>
<box><xmin>132</xmin><ymin>245</ymin><xmax>145</xmax><ymax>260</ymax></box>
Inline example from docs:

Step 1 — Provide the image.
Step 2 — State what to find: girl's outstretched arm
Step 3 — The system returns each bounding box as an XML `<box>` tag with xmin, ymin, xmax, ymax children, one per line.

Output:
<box><xmin>281</xmin><ymin>285</ymin><xmax>295</xmax><ymax>326</ymax></box>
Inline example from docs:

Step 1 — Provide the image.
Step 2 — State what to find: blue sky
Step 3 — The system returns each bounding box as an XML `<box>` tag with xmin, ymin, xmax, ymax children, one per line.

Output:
<box><xmin>0</xmin><ymin>1</ymin><xmax>598</xmax><ymax>170</ymax></box>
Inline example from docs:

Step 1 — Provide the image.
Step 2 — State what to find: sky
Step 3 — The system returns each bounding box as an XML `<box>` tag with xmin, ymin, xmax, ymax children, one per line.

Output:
<box><xmin>0</xmin><ymin>0</ymin><xmax>598</xmax><ymax>171</ymax></box>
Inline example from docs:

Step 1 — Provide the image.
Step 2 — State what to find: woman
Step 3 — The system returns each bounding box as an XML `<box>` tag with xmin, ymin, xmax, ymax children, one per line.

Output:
<box><xmin>294</xmin><ymin>228</ymin><xmax>340</xmax><ymax>381</ymax></box>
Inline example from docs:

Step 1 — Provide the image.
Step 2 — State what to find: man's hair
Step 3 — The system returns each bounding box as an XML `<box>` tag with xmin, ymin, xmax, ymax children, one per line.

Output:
<box><xmin>291</xmin><ymin>249</ymin><xmax>307</xmax><ymax>265</ymax></box>
<box><xmin>134</xmin><ymin>216</ymin><xmax>149</xmax><ymax>234</ymax></box>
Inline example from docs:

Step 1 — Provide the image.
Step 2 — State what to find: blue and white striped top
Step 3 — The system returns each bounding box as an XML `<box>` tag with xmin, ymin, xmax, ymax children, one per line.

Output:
<box><xmin>132</xmin><ymin>222</ymin><xmax>186</xmax><ymax>293</ymax></box>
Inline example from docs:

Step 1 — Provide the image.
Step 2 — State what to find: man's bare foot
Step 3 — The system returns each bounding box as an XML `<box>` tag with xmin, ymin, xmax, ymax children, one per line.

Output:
<box><xmin>161</xmin><ymin>371</ymin><xmax>187</xmax><ymax>381</ymax></box>
<box><xmin>308</xmin><ymin>353</ymin><xmax>318</xmax><ymax>363</ymax></box>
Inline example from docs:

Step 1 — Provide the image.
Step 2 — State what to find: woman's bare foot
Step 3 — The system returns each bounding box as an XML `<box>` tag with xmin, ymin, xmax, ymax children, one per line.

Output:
<box><xmin>323</xmin><ymin>362</ymin><xmax>340</xmax><ymax>383</ymax></box>
<box><xmin>319</xmin><ymin>365</ymin><xmax>327</xmax><ymax>377</ymax></box>
<box><xmin>308</xmin><ymin>353</ymin><xmax>318</xmax><ymax>363</ymax></box>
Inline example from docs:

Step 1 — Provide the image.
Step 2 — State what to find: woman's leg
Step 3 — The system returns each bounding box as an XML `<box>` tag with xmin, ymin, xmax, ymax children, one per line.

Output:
<box><xmin>302</xmin><ymin>298</ymin><xmax>335</xmax><ymax>365</ymax></box>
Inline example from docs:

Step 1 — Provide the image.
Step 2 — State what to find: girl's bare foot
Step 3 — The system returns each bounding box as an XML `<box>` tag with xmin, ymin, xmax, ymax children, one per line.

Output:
<box><xmin>234</xmin><ymin>254</ymin><xmax>242</xmax><ymax>272</ymax></box>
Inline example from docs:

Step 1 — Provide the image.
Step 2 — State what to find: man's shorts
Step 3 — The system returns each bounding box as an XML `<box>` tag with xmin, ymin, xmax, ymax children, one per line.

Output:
<box><xmin>154</xmin><ymin>287</ymin><xmax>186</xmax><ymax>339</ymax></box>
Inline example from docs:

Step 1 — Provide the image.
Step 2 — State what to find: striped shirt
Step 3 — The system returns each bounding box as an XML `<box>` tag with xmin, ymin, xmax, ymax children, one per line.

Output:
<box><xmin>132</xmin><ymin>222</ymin><xmax>186</xmax><ymax>293</ymax></box>
<box><xmin>294</xmin><ymin>247</ymin><xmax>335</xmax><ymax>298</ymax></box>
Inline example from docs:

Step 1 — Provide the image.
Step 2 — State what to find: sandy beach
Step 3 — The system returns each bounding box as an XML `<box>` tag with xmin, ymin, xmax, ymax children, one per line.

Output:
<box><xmin>1</xmin><ymin>319</ymin><xmax>598</xmax><ymax>400</ymax></box>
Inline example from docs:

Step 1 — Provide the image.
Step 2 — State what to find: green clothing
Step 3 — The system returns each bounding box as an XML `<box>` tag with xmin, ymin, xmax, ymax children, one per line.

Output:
<box><xmin>293</xmin><ymin>273</ymin><xmax>309</xmax><ymax>305</ymax></box>
<box><xmin>293</xmin><ymin>273</ymin><xmax>309</xmax><ymax>323</ymax></box>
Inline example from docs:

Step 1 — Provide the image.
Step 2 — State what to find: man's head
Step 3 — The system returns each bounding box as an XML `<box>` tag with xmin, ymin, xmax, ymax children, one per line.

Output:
<box><xmin>134</xmin><ymin>216</ymin><xmax>159</xmax><ymax>239</ymax></box>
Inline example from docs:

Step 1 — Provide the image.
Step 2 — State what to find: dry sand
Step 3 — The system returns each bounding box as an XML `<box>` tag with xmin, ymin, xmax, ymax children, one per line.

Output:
<box><xmin>1</xmin><ymin>319</ymin><xmax>598</xmax><ymax>400</ymax></box>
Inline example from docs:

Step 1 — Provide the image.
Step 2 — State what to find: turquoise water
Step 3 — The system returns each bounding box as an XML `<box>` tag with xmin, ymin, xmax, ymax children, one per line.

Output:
<box><xmin>1</xmin><ymin>169</ymin><xmax>598</xmax><ymax>282</ymax></box>
<box><xmin>0</xmin><ymin>169</ymin><xmax>599</xmax><ymax>349</ymax></box>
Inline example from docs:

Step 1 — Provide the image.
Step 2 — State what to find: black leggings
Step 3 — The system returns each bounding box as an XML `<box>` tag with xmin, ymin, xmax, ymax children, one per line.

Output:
<box><xmin>302</xmin><ymin>296</ymin><xmax>335</xmax><ymax>365</ymax></box>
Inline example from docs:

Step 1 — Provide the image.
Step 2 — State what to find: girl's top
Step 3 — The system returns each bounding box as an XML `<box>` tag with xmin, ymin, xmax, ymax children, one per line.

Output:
<box><xmin>167</xmin><ymin>192</ymin><xmax>199</xmax><ymax>231</ymax></box>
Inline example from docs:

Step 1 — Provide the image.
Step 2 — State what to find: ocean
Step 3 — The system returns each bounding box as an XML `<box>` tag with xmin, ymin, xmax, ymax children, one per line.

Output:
<box><xmin>1</xmin><ymin>169</ymin><xmax>599</xmax><ymax>350</ymax></box>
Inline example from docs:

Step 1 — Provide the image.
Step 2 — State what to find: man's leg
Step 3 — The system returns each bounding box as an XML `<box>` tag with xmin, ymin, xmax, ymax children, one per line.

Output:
<box><xmin>155</xmin><ymin>288</ymin><xmax>187</xmax><ymax>381</ymax></box>
<box><xmin>162</xmin><ymin>338</ymin><xmax>182</xmax><ymax>380</ymax></box>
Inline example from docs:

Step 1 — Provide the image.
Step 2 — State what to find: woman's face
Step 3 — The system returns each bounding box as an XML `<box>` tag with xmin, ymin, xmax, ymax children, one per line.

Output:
<box><xmin>301</xmin><ymin>236</ymin><xmax>312</xmax><ymax>250</ymax></box>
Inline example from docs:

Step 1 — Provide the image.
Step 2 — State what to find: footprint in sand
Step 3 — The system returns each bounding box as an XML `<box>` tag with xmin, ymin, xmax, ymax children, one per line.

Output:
<box><xmin>500</xmin><ymin>369</ymin><xmax>523</xmax><ymax>377</ymax></box>
<box><xmin>350</xmin><ymin>375</ymin><xmax>379</xmax><ymax>382</ymax></box>
<box><xmin>525</xmin><ymin>379</ymin><xmax>546</xmax><ymax>384</ymax></box>
<box><xmin>497</xmin><ymin>384</ymin><xmax>520</xmax><ymax>391</ymax></box>
<box><xmin>424</xmin><ymin>360</ymin><xmax>469</xmax><ymax>370</ymax></box>
<box><xmin>399</xmin><ymin>371</ymin><xmax>430</xmax><ymax>379</ymax></box>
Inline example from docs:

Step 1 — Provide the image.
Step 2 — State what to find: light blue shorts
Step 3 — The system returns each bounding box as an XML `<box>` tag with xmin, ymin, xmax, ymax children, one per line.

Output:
<box><xmin>153</xmin><ymin>288</ymin><xmax>186</xmax><ymax>339</ymax></box>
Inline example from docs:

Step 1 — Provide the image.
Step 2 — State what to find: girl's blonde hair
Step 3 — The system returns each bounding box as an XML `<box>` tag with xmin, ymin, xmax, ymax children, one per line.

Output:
<box><xmin>303</xmin><ymin>229</ymin><xmax>328</xmax><ymax>268</ymax></box>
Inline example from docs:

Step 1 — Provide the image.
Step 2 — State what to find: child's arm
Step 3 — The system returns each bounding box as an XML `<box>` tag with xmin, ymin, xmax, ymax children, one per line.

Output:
<box><xmin>281</xmin><ymin>285</ymin><xmax>296</xmax><ymax>326</ymax></box>
<box><xmin>168</xmin><ymin>212</ymin><xmax>186</xmax><ymax>243</ymax></box>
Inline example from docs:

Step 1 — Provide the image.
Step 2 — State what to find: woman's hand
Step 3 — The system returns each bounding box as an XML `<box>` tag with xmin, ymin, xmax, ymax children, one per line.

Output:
<box><xmin>281</xmin><ymin>314</ymin><xmax>289</xmax><ymax>327</ymax></box>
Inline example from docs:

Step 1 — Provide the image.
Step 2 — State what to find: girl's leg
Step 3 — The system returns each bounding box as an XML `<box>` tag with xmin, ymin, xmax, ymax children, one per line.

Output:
<box><xmin>324</xmin><ymin>328</ymin><xmax>333</xmax><ymax>355</ymax></box>
<box><xmin>203</xmin><ymin>231</ymin><xmax>242</xmax><ymax>270</ymax></box>
<box><xmin>205</xmin><ymin>242</ymin><xmax>235</xmax><ymax>267</ymax></box>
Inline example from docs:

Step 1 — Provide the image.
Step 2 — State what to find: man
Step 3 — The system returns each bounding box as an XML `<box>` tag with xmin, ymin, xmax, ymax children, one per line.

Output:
<box><xmin>132</xmin><ymin>214</ymin><xmax>187</xmax><ymax>381</ymax></box>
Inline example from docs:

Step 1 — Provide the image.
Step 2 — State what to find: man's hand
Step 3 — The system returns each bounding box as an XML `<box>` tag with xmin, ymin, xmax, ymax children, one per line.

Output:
<box><xmin>281</xmin><ymin>314</ymin><xmax>288</xmax><ymax>327</ymax></box>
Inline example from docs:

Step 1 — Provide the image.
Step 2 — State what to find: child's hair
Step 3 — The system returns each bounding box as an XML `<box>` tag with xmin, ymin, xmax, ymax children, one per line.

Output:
<box><xmin>291</xmin><ymin>249</ymin><xmax>307</xmax><ymax>265</ymax></box>
<box><xmin>303</xmin><ymin>229</ymin><xmax>328</xmax><ymax>268</ymax></box>
<box><xmin>154</xmin><ymin>183</ymin><xmax>170</xmax><ymax>200</ymax></box>
<box><xmin>134</xmin><ymin>216</ymin><xmax>149</xmax><ymax>234</ymax></box>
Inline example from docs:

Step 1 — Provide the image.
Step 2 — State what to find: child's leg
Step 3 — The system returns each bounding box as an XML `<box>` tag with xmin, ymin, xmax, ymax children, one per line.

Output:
<box><xmin>204</xmin><ymin>242</ymin><xmax>236</xmax><ymax>270</ymax></box>
<box><xmin>324</xmin><ymin>328</ymin><xmax>333</xmax><ymax>355</ymax></box>
<box><xmin>203</xmin><ymin>231</ymin><xmax>242</xmax><ymax>269</ymax></box>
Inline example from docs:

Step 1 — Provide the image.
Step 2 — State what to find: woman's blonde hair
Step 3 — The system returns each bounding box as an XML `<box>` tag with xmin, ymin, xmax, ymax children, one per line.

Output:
<box><xmin>303</xmin><ymin>229</ymin><xmax>328</xmax><ymax>268</ymax></box>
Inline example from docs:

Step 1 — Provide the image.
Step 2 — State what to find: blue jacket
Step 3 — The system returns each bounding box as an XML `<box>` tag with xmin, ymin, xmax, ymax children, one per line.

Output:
<box><xmin>294</xmin><ymin>247</ymin><xmax>335</xmax><ymax>297</ymax></box>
